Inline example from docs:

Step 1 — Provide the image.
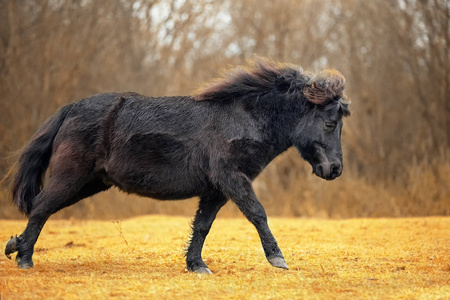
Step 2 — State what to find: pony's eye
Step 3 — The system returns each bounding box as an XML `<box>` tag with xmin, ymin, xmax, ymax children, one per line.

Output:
<box><xmin>324</xmin><ymin>122</ymin><xmax>336</xmax><ymax>130</ymax></box>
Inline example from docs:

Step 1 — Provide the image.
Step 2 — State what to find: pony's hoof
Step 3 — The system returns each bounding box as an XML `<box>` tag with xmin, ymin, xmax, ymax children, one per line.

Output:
<box><xmin>18</xmin><ymin>260</ymin><xmax>33</xmax><ymax>269</ymax></box>
<box><xmin>5</xmin><ymin>235</ymin><xmax>19</xmax><ymax>259</ymax></box>
<box><xmin>268</xmin><ymin>256</ymin><xmax>289</xmax><ymax>270</ymax></box>
<box><xmin>194</xmin><ymin>267</ymin><xmax>212</xmax><ymax>274</ymax></box>
<box><xmin>186</xmin><ymin>259</ymin><xmax>212</xmax><ymax>274</ymax></box>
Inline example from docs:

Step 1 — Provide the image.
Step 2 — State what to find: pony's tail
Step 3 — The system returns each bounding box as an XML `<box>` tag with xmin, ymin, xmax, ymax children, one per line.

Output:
<box><xmin>12</xmin><ymin>104</ymin><xmax>73</xmax><ymax>216</ymax></box>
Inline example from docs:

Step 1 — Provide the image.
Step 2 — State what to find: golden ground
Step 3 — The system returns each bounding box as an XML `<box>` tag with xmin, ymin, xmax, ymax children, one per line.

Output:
<box><xmin>0</xmin><ymin>216</ymin><xmax>449</xmax><ymax>299</ymax></box>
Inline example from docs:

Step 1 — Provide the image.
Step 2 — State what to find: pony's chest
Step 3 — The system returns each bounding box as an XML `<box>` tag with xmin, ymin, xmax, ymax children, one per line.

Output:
<box><xmin>227</xmin><ymin>138</ymin><xmax>274</xmax><ymax>178</ymax></box>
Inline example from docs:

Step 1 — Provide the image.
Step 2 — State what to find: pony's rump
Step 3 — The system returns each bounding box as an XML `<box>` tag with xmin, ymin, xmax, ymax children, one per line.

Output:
<box><xmin>12</xmin><ymin>104</ymin><xmax>73</xmax><ymax>215</ymax></box>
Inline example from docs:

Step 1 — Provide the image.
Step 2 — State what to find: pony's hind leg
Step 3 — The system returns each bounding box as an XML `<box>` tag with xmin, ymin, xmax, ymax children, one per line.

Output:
<box><xmin>8</xmin><ymin>176</ymin><xmax>88</xmax><ymax>268</ymax></box>
<box><xmin>7</xmin><ymin>177</ymin><xmax>110</xmax><ymax>268</ymax></box>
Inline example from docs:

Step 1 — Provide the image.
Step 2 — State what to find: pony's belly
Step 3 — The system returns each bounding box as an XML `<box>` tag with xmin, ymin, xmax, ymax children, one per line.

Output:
<box><xmin>127</xmin><ymin>188</ymin><xmax>200</xmax><ymax>200</ymax></box>
<box><xmin>104</xmin><ymin>164</ymin><xmax>206</xmax><ymax>200</ymax></box>
<box><xmin>103</xmin><ymin>130</ymin><xmax>210</xmax><ymax>199</ymax></box>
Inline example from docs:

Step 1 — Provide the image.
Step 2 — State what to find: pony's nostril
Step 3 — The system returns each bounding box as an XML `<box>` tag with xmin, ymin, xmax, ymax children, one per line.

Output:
<box><xmin>331</xmin><ymin>164</ymin><xmax>341</xmax><ymax>178</ymax></box>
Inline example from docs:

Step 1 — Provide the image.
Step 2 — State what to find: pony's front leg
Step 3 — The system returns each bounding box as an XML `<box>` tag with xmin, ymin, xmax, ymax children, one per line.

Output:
<box><xmin>219</xmin><ymin>172</ymin><xmax>288</xmax><ymax>270</ymax></box>
<box><xmin>186</xmin><ymin>190</ymin><xmax>228</xmax><ymax>274</ymax></box>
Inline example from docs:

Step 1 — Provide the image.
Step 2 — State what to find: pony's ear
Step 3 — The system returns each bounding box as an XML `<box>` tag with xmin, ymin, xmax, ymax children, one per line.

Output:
<box><xmin>303</xmin><ymin>69</ymin><xmax>345</xmax><ymax>104</ymax></box>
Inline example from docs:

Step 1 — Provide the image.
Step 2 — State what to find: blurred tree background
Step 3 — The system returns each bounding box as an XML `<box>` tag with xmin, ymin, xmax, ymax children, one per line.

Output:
<box><xmin>0</xmin><ymin>0</ymin><xmax>448</xmax><ymax>219</ymax></box>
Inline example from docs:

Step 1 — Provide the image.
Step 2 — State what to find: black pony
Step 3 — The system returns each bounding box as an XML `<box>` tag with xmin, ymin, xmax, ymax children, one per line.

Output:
<box><xmin>5</xmin><ymin>58</ymin><xmax>350</xmax><ymax>273</ymax></box>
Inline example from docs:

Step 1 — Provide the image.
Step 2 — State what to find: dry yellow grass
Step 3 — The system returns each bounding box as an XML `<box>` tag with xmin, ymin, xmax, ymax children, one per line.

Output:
<box><xmin>0</xmin><ymin>216</ymin><xmax>449</xmax><ymax>299</ymax></box>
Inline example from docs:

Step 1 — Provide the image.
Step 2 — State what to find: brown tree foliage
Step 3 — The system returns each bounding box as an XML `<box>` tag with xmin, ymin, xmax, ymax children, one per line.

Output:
<box><xmin>0</xmin><ymin>0</ymin><xmax>448</xmax><ymax>219</ymax></box>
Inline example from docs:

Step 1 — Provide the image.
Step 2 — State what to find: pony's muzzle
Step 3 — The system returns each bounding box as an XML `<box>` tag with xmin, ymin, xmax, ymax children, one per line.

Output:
<box><xmin>315</xmin><ymin>162</ymin><xmax>342</xmax><ymax>180</ymax></box>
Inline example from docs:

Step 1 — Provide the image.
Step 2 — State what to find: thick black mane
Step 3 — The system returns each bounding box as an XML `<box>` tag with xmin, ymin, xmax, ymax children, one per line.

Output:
<box><xmin>193</xmin><ymin>58</ymin><xmax>310</xmax><ymax>102</ymax></box>
<box><xmin>193</xmin><ymin>58</ymin><xmax>350</xmax><ymax>117</ymax></box>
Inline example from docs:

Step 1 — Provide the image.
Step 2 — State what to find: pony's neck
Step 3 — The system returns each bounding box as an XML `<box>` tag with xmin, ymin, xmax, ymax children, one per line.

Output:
<box><xmin>248</xmin><ymin>92</ymin><xmax>300</xmax><ymax>154</ymax></box>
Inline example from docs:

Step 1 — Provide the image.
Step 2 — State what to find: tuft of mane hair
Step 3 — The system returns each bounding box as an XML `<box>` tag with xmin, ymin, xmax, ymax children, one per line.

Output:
<box><xmin>193</xmin><ymin>57</ymin><xmax>346</xmax><ymax>106</ymax></box>
<box><xmin>303</xmin><ymin>69</ymin><xmax>346</xmax><ymax>104</ymax></box>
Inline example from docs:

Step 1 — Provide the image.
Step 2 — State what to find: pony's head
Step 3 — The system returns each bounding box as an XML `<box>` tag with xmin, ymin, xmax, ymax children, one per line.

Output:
<box><xmin>291</xmin><ymin>68</ymin><xmax>350</xmax><ymax>180</ymax></box>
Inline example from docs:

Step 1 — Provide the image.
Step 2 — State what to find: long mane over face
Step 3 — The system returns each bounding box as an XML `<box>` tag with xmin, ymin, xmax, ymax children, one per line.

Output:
<box><xmin>193</xmin><ymin>58</ymin><xmax>308</xmax><ymax>101</ymax></box>
<box><xmin>193</xmin><ymin>57</ymin><xmax>347</xmax><ymax>108</ymax></box>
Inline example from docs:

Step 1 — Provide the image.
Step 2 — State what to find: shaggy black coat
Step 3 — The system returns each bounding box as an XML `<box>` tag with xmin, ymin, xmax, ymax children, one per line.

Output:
<box><xmin>6</xmin><ymin>58</ymin><xmax>350</xmax><ymax>273</ymax></box>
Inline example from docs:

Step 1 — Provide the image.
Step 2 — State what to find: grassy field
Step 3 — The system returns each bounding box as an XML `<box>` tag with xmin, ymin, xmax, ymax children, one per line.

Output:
<box><xmin>0</xmin><ymin>216</ymin><xmax>449</xmax><ymax>299</ymax></box>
